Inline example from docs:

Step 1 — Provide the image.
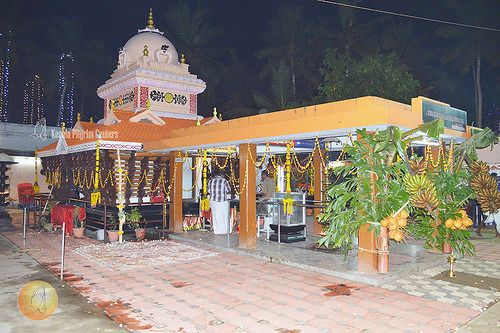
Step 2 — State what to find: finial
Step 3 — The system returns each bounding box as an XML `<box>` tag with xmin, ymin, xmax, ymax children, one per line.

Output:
<box><xmin>196</xmin><ymin>117</ymin><xmax>201</xmax><ymax>126</ymax></box>
<box><xmin>77</xmin><ymin>113</ymin><xmax>81</xmax><ymax>122</ymax></box>
<box><xmin>143</xmin><ymin>45</ymin><xmax>149</xmax><ymax>56</ymax></box>
<box><xmin>147</xmin><ymin>8</ymin><xmax>155</xmax><ymax>29</ymax></box>
<box><xmin>111</xmin><ymin>99</ymin><xmax>116</xmax><ymax>111</ymax></box>
<box><xmin>213</xmin><ymin>107</ymin><xmax>217</xmax><ymax>118</ymax></box>
<box><xmin>219</xmin><ymin>112</ymin><xmax>222</xmax><ymax>121</ymax></box>
<box><xmin>61</xmin><ymin>122</ymin><xmax>66</xmax><ymax>132</ymax></box>
<box><xmin>181</xmin><ymin>54</ymin><xmax>186</xmax><ymax>64</ymax></box>
<box><xmin>90</xmin><ymin>117</ymin><xmax>93</xmax><ymax>123</ymax></box>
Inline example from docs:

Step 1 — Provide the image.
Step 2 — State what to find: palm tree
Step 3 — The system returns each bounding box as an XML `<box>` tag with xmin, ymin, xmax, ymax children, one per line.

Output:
<box><xmin>438</xmin><ymin>1</ymin><xmax>500</xmax><ymax>127</ymax></box>
<box><xmin>163</xmin><ymin>1</ymin><xmax>229</xmax><ymax>115</ymax></box>
<box><xmin>253</xmin><ymin>62</ymin><xmax>295</xmax><ymax>112</ymax></box>
<box><xmin>257</xmin><ymin>6</ymin><xmax>313</xmax><ymax>99</ymax></box>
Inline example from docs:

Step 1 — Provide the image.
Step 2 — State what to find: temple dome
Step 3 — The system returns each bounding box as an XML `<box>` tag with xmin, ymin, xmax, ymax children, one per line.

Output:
<box><xmin>119</xmin><ymin>9</ymin><xmax>179</xmax><ymax>66</ymax></box>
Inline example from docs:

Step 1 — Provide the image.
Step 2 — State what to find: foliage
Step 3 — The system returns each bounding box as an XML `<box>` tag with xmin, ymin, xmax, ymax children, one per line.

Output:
<box><xmin>72</xmin><ymin>205</ymin><xmax>84</xmax><ymax>228</ymax></box>
<box><xmin>453</xmin><ymin>127</ymin><xmax>499</xmax><ymax>168</ymax></box>
<box><xmin>126</xmin><ymin>207</ymin><xmax>143</xmax><ymax>230</ymax></box>
<box><xmin>407</xmin><ymin>168</ymin><xmax>475</xmax><ymax>257</ymax></box>
<box><xmin>319</xmin><ymin>118</ymin><xmax>497</xmax><ymax>257</ymax></box>
<box><xmin>252</xmin><ymin>62</ymin><xmax>296</xmax><ymax>112</ymax></box>
<box><xmin>318</xmin><ymin>120</ymin><xmax>444</xmax><ymax>255</ymax></box>
<box><xmin>106</xmin><ymin>214</ymin><xmax>118</xmax><ymax>231</ymax></box>
<box><xmin>318</xmin><ymin>50</ymin><xmax>420</xmax><ymax>104</ymax></box>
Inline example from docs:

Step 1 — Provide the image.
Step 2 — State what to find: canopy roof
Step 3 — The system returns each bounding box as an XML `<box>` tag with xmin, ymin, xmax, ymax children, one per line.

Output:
<box><xmin>145</xmin><ymin>96</ymin><xmax>470</xmax><ymax>153</ymax></box>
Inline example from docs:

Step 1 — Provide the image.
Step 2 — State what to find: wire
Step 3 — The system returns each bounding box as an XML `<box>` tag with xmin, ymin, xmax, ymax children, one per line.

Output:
<box><xmin>315</xmin><ymin>0</ymin><xmax>500</xmax><ymax>32</ymax></box>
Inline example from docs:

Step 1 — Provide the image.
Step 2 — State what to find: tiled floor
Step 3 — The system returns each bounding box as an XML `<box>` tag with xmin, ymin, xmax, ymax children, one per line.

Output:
<box><xmin>2</xmin><ymin>217</ymin><xmax>482</xmax><ymax>333</ymax></box>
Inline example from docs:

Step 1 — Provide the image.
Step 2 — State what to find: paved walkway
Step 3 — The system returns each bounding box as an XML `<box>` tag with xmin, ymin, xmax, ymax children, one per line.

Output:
<box><xmin>2</xmin><ymin>214</ymin><xmax>485</xmax><ymax>333</ymax></box>
<box><xmin>0</xmin><ymin>233</ymin><xmax>123</xmax><ymax>332</ymax></box>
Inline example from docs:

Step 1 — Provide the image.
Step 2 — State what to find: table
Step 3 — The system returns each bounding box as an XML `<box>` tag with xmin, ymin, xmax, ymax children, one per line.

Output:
<box><xmin>51</xmin><ymin>204</ymin><xmax>86</xmax><ymax>234</ymax></box>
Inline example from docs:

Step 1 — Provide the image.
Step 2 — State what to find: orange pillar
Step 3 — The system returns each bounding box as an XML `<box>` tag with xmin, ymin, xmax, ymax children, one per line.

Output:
<box><xmin>313</xmin><ymin>148</ymin><xmax>324</xmax><ymax>236</ymax></box>
<box><xmin>169</xmin><ymin>151</ymin><xmax>183</xmax><ymax>233</ymax></box>
<box><xmin>238</xmin><ymin>143</ymin><xmax>257</xmax><ymax>249</ymax></box>
<box><xmin>357</xmin><ymin>134</ymin><xmax>378</xmax><ymax>272</ymax></box>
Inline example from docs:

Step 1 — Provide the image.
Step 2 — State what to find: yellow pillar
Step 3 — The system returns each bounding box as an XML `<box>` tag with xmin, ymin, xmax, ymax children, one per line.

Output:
<box><xmin>238</xmin><ymin>144</ymin><xmax>257</xmax><ymax>249</ymax></box>
<box><xmin>169</xmin><ymin>151</ymin><xmax>183</xmax><ymax>233</ymax></box>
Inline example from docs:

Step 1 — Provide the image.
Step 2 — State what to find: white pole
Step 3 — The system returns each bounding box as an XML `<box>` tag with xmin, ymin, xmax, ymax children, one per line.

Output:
<box><xmin>23</xmin><ymin>207</ymin><xmax>27</xmax><ymax>247</ymax></box>
<box><xmin>60</xmin><ymin>222</ymin><xmax>66</xmax><ymax>281</ymax></box>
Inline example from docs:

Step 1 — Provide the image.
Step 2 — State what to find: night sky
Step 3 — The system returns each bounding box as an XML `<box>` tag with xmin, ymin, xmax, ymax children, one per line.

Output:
<box><xmin>1</xmin><ymin>0</ymin><xmax>499</xmax><ymax>129</ymax></box>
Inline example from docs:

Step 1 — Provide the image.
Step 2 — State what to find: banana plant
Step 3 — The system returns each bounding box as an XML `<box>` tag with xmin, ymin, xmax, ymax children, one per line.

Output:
<box><xmin>318</xmin><ymin>121</ymin><xmax>444</xmax><ymax>254</ymax></box>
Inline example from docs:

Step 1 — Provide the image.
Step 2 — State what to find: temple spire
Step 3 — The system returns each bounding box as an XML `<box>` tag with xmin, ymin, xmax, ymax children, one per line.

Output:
<box><xmin>147</xmin><ymin>8</ymin><xmax>155</xmax><ymax>29</ymax></box>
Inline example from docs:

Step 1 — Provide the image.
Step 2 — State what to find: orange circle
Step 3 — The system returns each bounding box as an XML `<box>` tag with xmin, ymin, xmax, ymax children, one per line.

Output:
<box><xmin>18</xmin><ymin>280</ymin><xmax>58</xmax><ymax>320</ymax></box>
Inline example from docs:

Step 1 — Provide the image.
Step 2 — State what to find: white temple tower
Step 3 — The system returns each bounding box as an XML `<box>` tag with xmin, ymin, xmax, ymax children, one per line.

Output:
<box><xmin>97</xmin><ymin>9</ymin><xmax>206</xmax><ymax>120</ymax></box>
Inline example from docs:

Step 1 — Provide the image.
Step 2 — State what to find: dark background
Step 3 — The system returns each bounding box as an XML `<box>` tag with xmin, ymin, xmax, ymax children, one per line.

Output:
<box><xmin>1</xmin><ymin>0</ymin><xmax>498</xmax><ymax>130</ymax></box>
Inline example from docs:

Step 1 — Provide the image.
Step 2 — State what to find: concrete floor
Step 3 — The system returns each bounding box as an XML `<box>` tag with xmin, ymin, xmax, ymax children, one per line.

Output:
<box><xmin>0</xmin><ymin>233</ymin><xmax>123</xmax><ymax>333</ymax></box>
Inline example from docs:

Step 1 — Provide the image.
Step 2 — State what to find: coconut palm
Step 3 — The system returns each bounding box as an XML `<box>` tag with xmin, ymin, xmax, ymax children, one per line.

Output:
<box><xmin>253</xmin><ymin>62</ymin><xmax>295</xmax><ymax>112</ymax></box>
<box><xmin>257</xmin><ymin>6</ymin><xmax>313</xmax><ymax>99</ymax></box>
<box><xmin>163</xmin><ymin>1</ymin><xmax>228</xmax><ymax>115</ymax></box>
<box><xmin>437</xmin><ymin>0</ymin><xmax>500</xmax><ymax>127</ymax></box>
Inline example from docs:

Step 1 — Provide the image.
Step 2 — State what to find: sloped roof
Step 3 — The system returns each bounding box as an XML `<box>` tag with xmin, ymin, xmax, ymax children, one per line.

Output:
<box><xmin>39</xmin><ymin>110</ymin><xmax>213</xmax><ymax>154</ymax></box>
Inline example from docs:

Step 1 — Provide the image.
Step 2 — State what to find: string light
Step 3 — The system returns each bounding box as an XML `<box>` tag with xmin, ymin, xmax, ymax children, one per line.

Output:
<box><xmin>22</xmin><ymin>75</ymin><xmax>45</xmax><ymax>124</ymax></box>
<box><xmin>0</xmin><ymin>30</ymin><xmax>11</xmax><ymax>122</ymax></box>
<box><xmin>58</xmin><ymin>53</ymin><xmax>75</xmax><ymax>127</ymax></box>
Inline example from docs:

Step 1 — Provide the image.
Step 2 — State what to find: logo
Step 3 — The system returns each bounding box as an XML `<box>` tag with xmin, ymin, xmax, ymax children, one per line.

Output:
<box><xmin>31</xmin><ymin>117</ymin><xmax>48</xmax><ymax>141</ymax></box>
<box><xmin>18</xmin><ymin>280</ymin><xmax>58</xmax><ymax>320</ymax></box>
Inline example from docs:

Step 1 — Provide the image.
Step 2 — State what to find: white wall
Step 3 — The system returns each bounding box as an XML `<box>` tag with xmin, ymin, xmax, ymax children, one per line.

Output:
<box><xmin>7</xmin><ymin>156</ymin><xmax>49</xmax><ymax>203</ymax></box>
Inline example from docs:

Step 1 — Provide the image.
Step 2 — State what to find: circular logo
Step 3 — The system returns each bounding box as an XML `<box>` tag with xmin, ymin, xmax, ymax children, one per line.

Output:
<box><xmin>18</xmin><ymin>280</ymin><xmax>58</xmax><ymax>320</ymax></box>
<box><xmin>164</xmin><ymin>92</ymin><xmax>174</xmax><ymax>103</ymax></box>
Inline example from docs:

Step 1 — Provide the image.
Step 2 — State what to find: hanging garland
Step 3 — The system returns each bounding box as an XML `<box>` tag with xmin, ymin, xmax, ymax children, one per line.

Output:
<box><xmin>90</xmin><ymin>140</ymin><xmax>101</xmax><ymax>207</ymax></box>
<box><xmin>283</xmin><ymin>141</ymin><xmax>294</xmax><ymax>215</ymax></box>
<box><xmin>33</xmin><ymin>148</ymin><xmax>40</xmax><ymax>194</ymax></box>
<box><xmin>200</xmin><ymin>150</ymin><xmax>210</xmax><ymax>212</ymax></box>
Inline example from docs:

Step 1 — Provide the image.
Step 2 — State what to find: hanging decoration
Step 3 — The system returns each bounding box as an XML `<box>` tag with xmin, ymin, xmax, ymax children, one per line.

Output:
<box><xmin>33</xmin><ymin>148</ymin><xmax>40</xmax><ymax>194</ymax></box>
<box><xmin>308</xmin><ymin>167</ymin><xmax>314</xmax><ymax>196</ymax></box>
<box><xmin>90</xmin><ymin>140</ymin><xmax>101</xmax><ymax>207</ymax></box>
<box><xmin>283</xmin><ymin>141</ymin><xmax>294</xmax><ymax>215</ymax></box>
<box><xmin>200</xmin><ymin>149</ymin><xmax>210</xmax><ymax>212</ymax></box>
<box><xmin>116</xmin><ymin>149</ymin><xmax>126</xmax><ymax>243</ymax></box>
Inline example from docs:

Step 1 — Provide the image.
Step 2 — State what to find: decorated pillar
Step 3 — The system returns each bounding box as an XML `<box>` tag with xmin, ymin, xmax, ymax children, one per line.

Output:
<box><xmin>169</xmin><ymin>150</ymin><xmax>183</xmax><ymax>232</ymax></box>
<box><xmin>357</xmin><ymin>133</ymin><xmax>378</xmax><ymax>272</ymax></box>
<box><xmin>238</xmin><ymin>143</ymin><xmax>257</xmax><ymax>249</ymax></box>
<box><xmin>313</xmin><ymin>148</ymin><xmax>324</xmax><ymax>236</ymax></box>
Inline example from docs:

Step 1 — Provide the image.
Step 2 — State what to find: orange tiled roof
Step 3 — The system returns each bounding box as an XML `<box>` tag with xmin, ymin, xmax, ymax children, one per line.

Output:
<box><xmin>39</xmin><ymin>110</ymin><xmax>213</xmax><ymax>153</ymax></box>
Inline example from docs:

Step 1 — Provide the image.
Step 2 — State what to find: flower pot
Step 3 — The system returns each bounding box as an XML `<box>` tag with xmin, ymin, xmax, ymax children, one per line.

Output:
<box><xmin>135</xmin><ymin>228</ymin><xmax>146</xmax><ymax>241</ymax></box>
<box><xmin>73</xmin><ymin>227</ymin><xmax>85</xmax><ymax>239</ymax></box>
<box><xmin>107</xmin><ymin>230</ymin><xmax>119</xmax><ymax>242</ymax></box>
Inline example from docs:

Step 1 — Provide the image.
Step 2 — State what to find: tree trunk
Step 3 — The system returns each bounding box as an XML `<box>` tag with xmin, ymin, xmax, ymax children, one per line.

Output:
<box><xmin>475</xmin><ymin>47</ymin><xmax>482</xmax><ymax>128</ymax></box>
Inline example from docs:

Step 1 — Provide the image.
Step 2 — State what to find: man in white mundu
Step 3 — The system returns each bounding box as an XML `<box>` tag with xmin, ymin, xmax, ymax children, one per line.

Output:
<box><xmin>208</xmin><ymin>172</ymin><xmax>232</xmax><ymax>234</ymax></box>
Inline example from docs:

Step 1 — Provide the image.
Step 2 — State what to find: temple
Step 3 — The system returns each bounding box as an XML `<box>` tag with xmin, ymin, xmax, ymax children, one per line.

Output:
<box><xmin>38</xmin><ymin>9</ymin><xmax>472</xmax><ymax>273</ymax></box>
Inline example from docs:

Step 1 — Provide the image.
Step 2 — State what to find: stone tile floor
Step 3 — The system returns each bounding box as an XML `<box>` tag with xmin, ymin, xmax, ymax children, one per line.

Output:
<box><xmin>1</xmin><ymin>227</ymin><xmax>481</xmax><ymax>332</ymax></box>
<box><xmin>170</xmin><ymin>229</ymin><xmax>441</xmax><ymax>287</ymax></box>
<box><xmin>380</xmin><ymin>256</ymin><xmax>500</xmax><ymax>312</ymax></box>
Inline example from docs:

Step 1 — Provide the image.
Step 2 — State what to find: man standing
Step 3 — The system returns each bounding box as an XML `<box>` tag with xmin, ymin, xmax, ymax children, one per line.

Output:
<box><xmin>261</xmin><ymin>170</ymin><xmax>276</xmax><ymax>198</ymax></box>
<box><xmin>208</xmin><ymin>171</ymin><xmax>231</xmax><ymax>234</ymax></box>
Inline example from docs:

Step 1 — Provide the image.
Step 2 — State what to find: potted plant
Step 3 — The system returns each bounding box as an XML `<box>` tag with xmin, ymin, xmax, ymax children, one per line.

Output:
<box><xmin>126</xmin><ymin>207</ymin><xmax>145</xmax><ymax>241</ymax></box>
<box><xmin>72</xmin><ymin>206</ymin><xmax>85</xmax><ymax>238</ymax></box>
<box><xmin>106</xmin><ymin>214</ymin><xmax>119</xmax><ymax>242</ymax></box>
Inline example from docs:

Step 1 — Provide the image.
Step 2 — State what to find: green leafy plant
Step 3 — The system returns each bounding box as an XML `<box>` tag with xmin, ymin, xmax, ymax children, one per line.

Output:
<box><xmin>72</xmin><ymin>205</ymin><xmax>85</xmax><ymax>228</ymax></box>
<box><xmin>318</xmin><ymin>120</ymin><xmax>444</xmax><ymax>255</ymax></box>
<box><xmin>407</xmin><ymin>167</ymin><xmax>475</xmax><ymax>256</ymax></box>
<box><xmin>106</xmin><ymin>214</ymin><xmax>118</xmax><ymax>231</ymax></box>
<box><xmin>126</xmin><ymin>208</ymin><xmax>143</xmax><ymax>230</ymax></box>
